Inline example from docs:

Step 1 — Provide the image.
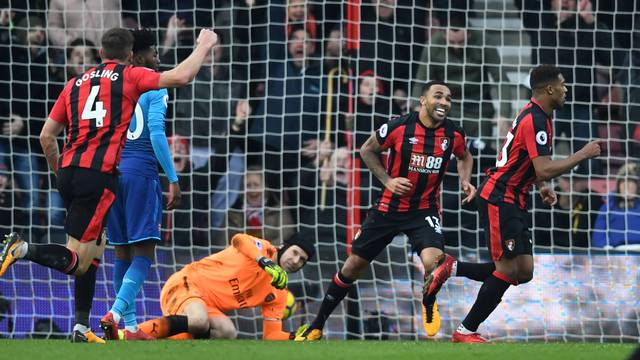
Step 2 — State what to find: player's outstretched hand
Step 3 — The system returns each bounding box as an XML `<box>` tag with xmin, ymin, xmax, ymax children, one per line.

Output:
<box><xmin>385</xmin><ymin>177</ymin><xmax>412</xmax><ymax>196</ymax></box>
<box><xmin>258</xmin><ymin>256</ymin><xmax>288</xmax><ymax>289</ymax></box>
<box><xmin>166</xmin><ymin>182</ymin><xmax>182</xmax><ymax>210</ymax></box>
<box><xmin>539</xmin><ymin>186</ymin><xmax>558</xmax><ymax>206</ymax></box>
<box><xmin>579</xmin><ymin>140</ymin><xmax>603</xmax><ymax>160</ymax></box>
<box><xmin>196</xmin><ymin>29</ymin><xmax>218</xmax><ymax>49</ymax></box>
<box><xmin>461</xmin><ymin>180</ymin><xmax>476</xmax><ymax>205</ymax></box>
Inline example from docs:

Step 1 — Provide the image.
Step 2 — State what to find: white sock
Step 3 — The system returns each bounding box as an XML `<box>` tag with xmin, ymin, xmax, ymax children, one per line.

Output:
<box><xmin>456</xmin><ymin>324</ymin><xmax>473</xmax><ymax>335</ymax></box>
<box><xmin>15</xmin><ymin>242</ymin><xmax>28</xmax><ymax>259</ymax></box>
<box><xmin>110</xmin><ymin>310</ymin><xmax>122</xmax><ymax>324</ymax></box>
<box><xmin>451</xmin><ymin>261</ymin><xmax>458</xmax><ymax>277</ymax></box>
<box><xmin>73</xmin><ymin>324</ymin><xmax>90</xmax><ymax>334</ymax></box>
<box><xmin>125</xmin><ymin>325</ymin><xmax>138</xmax><ymax>332</ymax></box>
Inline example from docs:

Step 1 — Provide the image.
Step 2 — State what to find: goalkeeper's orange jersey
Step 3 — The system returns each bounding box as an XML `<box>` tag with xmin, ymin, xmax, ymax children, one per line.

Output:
<box><xmin>174</xmin><ymin>234</ymin><xmax>287</xmax><ymax>320</ymax></box>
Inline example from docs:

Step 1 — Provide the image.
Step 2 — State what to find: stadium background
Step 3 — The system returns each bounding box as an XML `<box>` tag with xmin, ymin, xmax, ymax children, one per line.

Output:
<box><xmin>0</xmin><ymin>0</ymin><xmax>638</xmax><ymax>342</ymax></box>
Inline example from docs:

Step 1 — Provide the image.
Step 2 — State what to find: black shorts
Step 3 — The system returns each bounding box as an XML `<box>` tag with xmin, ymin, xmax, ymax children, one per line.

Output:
<box><xmin>56</xmin><ymin>166</ymin><xmax>118</xmax><ymax>243</ymax></box>
<box><xmin>477</xmin><ymin>196</ymin><xmax>532</xmax><ymax>261</ymax></box>
<box><xmin>351</xmin><ymin>208</ymin><xmax>444</xmax><ymax>262</ymax></box>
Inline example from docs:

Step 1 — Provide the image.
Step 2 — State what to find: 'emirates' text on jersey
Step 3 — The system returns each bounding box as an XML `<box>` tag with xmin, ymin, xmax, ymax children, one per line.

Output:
<box><xmin>479</xmin><ymin>98</ymin><xmax>553</xmax><ymax>210</ymax></box>
<box><xmin>374</xmin><ymin>112</ymin><xmax>466</xmax><ymax>213</ymax></box>
<box><xmin>48</xmin><ymin>61</ymin><xmax>161</xmax><ymax>174</ymax></box>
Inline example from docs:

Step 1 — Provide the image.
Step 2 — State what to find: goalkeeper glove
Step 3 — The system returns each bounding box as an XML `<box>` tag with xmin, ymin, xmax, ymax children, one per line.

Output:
<box><xmin>289</xmin><ymin>324</ymin><xmax>309</xmax><ymax>340</ymax></box>
<box><xmin>257</xmin><ymin>256</ymin><xmax>288</xmax><ymax>289</ymax></box>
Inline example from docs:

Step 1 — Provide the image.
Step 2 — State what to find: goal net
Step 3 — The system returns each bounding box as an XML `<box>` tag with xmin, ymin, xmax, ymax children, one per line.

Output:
<box><xmin>0</xmin><ymin>0</ymin><xmax>638</xmax><ymax>341</ymax></box>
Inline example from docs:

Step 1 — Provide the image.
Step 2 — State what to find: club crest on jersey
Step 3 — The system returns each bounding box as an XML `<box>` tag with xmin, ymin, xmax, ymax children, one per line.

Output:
<box><xmin>409</xmin><ymin>137</ymin><xmax>419</xmax><ymax>145</ymax></box>
<box><xmin>506</xmin><ymin>239</ymin><xmax>515</xmax><ymax>252</ymax></box>
<box><xmin>439</xmin><ymin>137</ymin><xmax>450</xmax><ymax>151</ymax></box>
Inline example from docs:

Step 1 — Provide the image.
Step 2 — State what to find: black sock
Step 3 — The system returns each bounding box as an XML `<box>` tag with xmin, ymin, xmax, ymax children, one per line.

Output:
<box><xmin>456</xmin><ymin>262</ymin><xmax>496</xmax><ymax>282</ymax></box>
<box><xmin>25</xmin><ymin>244</ymin><xmax>78</xmax><ymax>275</ymax></box>
<box><xmin>74</xmin><ymin>260</ymin><xmax>98</xmax><ymax>327</ymax></box>
<box><xmin>461</xmin><ymin>272</ymin><xmax>514</xmax><ymax>332</ymax></box>
<box><xmin>310</xmin><ymin>272</ymin><xmax>354</xmax><ymax>331</ymax></box>
<box><xmin>167</xmin><ymin>315</ymin><xmax>189</xmax><ymax>336</ymax></box>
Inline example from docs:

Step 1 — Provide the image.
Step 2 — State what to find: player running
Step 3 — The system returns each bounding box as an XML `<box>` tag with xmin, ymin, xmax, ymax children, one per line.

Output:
<box><xmin>99</xmin><ymin>29</ymin><xmax>181</xmax><ymax>341</ymax></box>
<box><xmin>295</xmin><ymin>81</ymin><xmax>476</xmax><ymax>341</ymax></box>
<box><xmin>424</xmin><ymin>65</ymin><xmax>602</xmax><ymax>343</ymax></box>
<box><xmin>135</xmin><ymin>233</ymin><xmax>314</xmax><ymax>340</ymax></box>
<box><xmin>0</xmin><ymin>27</ymin><xmax>218</xmax><ymax>343</ymax></box>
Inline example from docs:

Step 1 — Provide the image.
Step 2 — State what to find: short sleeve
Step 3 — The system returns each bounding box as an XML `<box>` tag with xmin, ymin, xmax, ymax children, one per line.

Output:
<box><xmin>375</xmin><ymin>115</ymin><xmax>405</xmax><ymax>151</ymax></box>
<box><xmin>48</xmin><ymin>82</ymin><xmax>71</xmax><ymax>124</ymax></box>
<box><xmin>261</xmin><ymin>288</ymin><xmax>288</xmax><ymax>320</ymax></box>
<box><xmin>452</xmin><ymin>127</ymin><xmax>467</xmax><ymax>158</ymax></box>
<box><xmin>128</xmin><ymin>66</ymin><xmax>161</xmax><ymax>94</ymax></box>
<box><xmin>523</xmin><ymin>110</ymin><xmax>551</xmax><ymax>159</ymax></box>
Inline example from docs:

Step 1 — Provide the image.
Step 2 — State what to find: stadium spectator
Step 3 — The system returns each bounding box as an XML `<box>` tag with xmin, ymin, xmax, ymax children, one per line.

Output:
<box><xmin>10</xmin><ymin>16</ymin><xmax>65</xmax><ymax>240</ymax></box>
<box><xmin>46</xmin><ymin>0</ymin><xmax>121</xmax><ymax>47</ymax></box>
<box><xmin>159</xmin><ymin>14</ymin><xmax>194</xmax><ymax>66</ymax></box>
<box><xmin>287</xmin><ymin>0</ymin><xmax>318</xmax><ymax>39</ymax></box>
<box><xmin>533</xmin><ymin>0</ymin><xmax>622</xmax><ymax>174</ymax></box>
<box><xmin>65</xmin><ymin>38</ymin><xmax>99</xmax><ymax>79</ymax></box>
<box><xmin>137</xmin><ymin>233</ymin><xmax>314</xmax><ymax>340</ymax></box>
<box><xmin>359</xmin><ymin>0</ymin><xmax>412</xmax><ymax>92</ymax></box>
<box><xmin>226</xmin><ymin>165</ymin><xmax>295</xmax><ymax>246</ymax></box>
<box><xmin>533</xmin><ymin>175</ymin><xmax>604</xmax><ymax>248</ymax></box>
<box><xmin>592</xmin><ymin>162</ymin><xmax>640</xmax><ymax>249</ymax></box>
<box><xmin>249</xmin><ymin>26</ymin><xmax>321</xmax><ymax>206</ymax></box>
<box><xmin>411</xmin><ymin>14</ymin><xmax>515</xmax><ymax>143</ymax></box>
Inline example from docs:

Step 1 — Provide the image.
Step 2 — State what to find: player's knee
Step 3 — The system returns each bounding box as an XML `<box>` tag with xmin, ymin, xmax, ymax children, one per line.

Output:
<box><xmin>74</xmin><ymin>257</ymin><xmax>92</xmax><ymax>275</ymax></box>
<box><xmin>188</xmin><ymin>315</ymin><xmax>210</xmax><ymax>335</ymax></box>
<box><xmin>213</xmin><ymin>323</ymin><xmax>237</xmax><ymax>339</ymax></box>
<box><xmin>341</xmin><ymin>255</ymin><xmax>368</xmax><ymax>280</ymax></box>
<box><xmin>517</xmin><ymin>270</ymin><xmax>534</xmax><ymax>284</ymax></box>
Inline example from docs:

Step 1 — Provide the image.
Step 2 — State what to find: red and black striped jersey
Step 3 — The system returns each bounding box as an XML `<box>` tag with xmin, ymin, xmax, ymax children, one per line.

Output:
<box><xmin>479</xmin><ymin>98</ymin><xmax>553</xmax><ymax>210</ymax></box>
<box><xmin>373</xmin><ymin>112</ymin><xmax>466</xmax><ymax>213</ymax></box>
<box><xmin>48</xmin><ymin>61</ymin><xmax>161</xmax><ymax>174</ymax></box>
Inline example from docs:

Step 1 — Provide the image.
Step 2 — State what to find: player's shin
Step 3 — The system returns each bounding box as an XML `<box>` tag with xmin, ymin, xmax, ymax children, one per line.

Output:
<box><xmin>74</xmin><ymin>259</ymin><xmax>99</xmax><ymax>331</ymax></box>
<box><xmin>460</xmin><ymin>271</ymin><xmax>515</xmax><ymax>332</ymax></box>
<box><xmin>24</xmin><ymin>243</ymin><xmax>80</xmax><ymax>275</ymax></box>
<box><xmin>309</xmin><ymin>272</ymin><xmax>354</xmax><ymax>331</ymax></box>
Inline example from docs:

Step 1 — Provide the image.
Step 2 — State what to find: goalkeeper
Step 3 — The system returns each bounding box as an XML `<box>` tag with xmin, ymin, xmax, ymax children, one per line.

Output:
<box><xmin>137</xmin><ymin>233</ymin><xmax>314</xmax><ymax>340</ymax></box>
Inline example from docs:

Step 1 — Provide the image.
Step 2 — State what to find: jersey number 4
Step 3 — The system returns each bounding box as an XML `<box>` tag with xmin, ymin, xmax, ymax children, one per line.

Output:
<box><xmin>81</xmin><ymin>85</ymin><xmax>107</xmax><ymax>128</ymax></box>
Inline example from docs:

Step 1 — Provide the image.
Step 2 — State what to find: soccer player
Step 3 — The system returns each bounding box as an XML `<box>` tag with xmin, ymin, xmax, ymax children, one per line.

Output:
<box><xmin>135</xmin><ymin>233</ymin><xmax>315</xmax><ymax>340</ymax></box>
<box><xmin>0</xmin><ymin>27</ymin><xmax>218</xmax><ymax>343</ymax></box>
<box><xmin>295</xmin><ymin>81</ymin><xmax>476</xmax><ymax>341</ymax></box>
<box><xmin>99</xmin><ymin>29</ymin><xmax>181</xmax><ymax>341</ymax></box>
<box><xmin>425</xmin><ymin>64</ymin><xmax>602</xmax><ymax>343</ymax></box>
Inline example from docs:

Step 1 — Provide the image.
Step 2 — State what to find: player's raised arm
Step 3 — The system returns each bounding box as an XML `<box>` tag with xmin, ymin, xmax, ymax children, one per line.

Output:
<box><xmin>158</xmin><ymin>29</ymin><xmax>218</xmax><ymax>88</ymax></box>
<box><xmin>532</xmin><ymin>140</ymin><xmax>602</xmax><ymax>181</ymax></box>
<box><xmin>231</xmin><ymin>234</ymin><xmax>287</xmax><ymax>289</ymax></box>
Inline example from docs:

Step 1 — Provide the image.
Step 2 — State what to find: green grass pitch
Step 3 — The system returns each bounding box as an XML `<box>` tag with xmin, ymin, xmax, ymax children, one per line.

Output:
<box><xmin>0</xmin><ymin>340</ymin><xmax>635</xmax><ymax>360</ymax></box>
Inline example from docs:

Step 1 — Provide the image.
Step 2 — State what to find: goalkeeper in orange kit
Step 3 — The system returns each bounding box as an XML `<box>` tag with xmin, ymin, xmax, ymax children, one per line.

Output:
<box><xmin>137</xmin><ymin>233</ymin><xmax>314</xmax><ymax>340</ymax></box>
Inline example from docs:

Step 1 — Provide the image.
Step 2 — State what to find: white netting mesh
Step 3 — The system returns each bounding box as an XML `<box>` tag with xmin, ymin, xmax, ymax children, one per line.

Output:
<box><xmin>0</xmin><ymin>0</ymin><xmax>638</xmax><ymax>341</ymax></box>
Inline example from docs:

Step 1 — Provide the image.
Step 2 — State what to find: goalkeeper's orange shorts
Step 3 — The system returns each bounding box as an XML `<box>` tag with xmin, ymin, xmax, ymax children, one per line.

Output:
<box><xmin>160</xmin><ymin>269</ymin><xmax>225</xmax><ymax>317</ymax></box>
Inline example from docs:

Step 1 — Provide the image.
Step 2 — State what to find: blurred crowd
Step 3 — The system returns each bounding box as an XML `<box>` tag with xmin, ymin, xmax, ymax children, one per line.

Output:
<box><xmin>0</xmin><ymin>0</ymin><xmax>638</xmax><ymax>258</ymax></box>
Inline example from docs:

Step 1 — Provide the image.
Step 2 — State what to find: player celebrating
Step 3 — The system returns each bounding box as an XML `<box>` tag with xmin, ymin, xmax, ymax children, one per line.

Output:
<box><xmin>426</xmin><ymin>65</ymin><xmax>602</xmax><ymax>343</ymax></box>
<box><xmin>295</xmin><ymin>81</ymin><xmax>476</xmax><ymax>341</ymax></box>
<box><xmin>135</xmin><ymin>233</ymin><xmax>314</xmax><ymax>340</ymax></box>
<box><xmin>99</xmin><ymin>29</ymin><xmax>181</xmax><ymax>341</ymax></box>
<box><xmin>0</xmin><ymin>27</ymin><xmax>218</xmax><ymax>343</ymax></box>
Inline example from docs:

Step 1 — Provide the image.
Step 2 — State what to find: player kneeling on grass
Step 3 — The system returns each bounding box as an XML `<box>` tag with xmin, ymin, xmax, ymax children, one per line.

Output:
<box><xmin>136</xmin><ymin>233</ymin><xmax>314</xmax><ymax>340</ymax></box>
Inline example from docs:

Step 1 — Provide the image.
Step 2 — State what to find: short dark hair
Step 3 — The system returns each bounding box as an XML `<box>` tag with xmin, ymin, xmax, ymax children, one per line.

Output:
<box><xmin>101</xmin><ymin>28</ymin><xmax>134</xmax><ymax>61</ymax></box>
<box><xmin>529</xmin><ymin>64</ymin><xmax>563</xmax><ymax>90</ymax></box>
<box><xmin>422</xmin><ymin>80</ymin><xmax>450</xmax><ymax>95</ymax></box>
<box><xmin>130</xmin><ymin>28</ymin><xmax>156</xmax><ymax>54</ymax></box>
<box><xmin>66</xmin><ymin>38</ymin><xmax>99</xmax><ymax>62</ymax></box>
